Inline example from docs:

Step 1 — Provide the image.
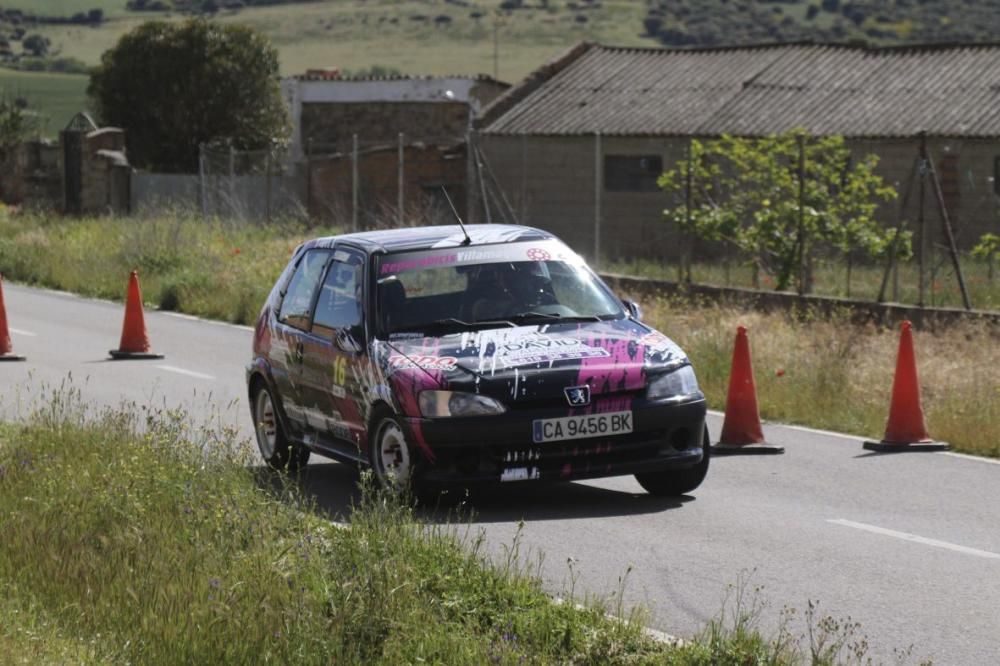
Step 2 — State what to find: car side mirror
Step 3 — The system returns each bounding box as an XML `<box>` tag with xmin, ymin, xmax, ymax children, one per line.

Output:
<box><xmin>623</xmin><ymin>299</ymin><xmax>643</xmax><ymax>321</ymax></box>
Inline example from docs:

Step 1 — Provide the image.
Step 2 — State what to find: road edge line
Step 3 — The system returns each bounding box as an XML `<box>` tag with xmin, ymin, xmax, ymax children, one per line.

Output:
<box><xmin>707</xmin><ymin>409</ymin><xmax>1000</xmax><ymax>466</ymax></box>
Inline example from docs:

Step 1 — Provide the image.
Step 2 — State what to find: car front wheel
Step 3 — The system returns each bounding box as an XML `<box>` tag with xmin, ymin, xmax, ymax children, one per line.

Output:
<box><xmin>369</xmin><ymin>413</ymin><xmax>416</xmax><ymax>493</ymax></box>
<box><xmin>634</xmin><ymin>424</ymin><xmax>710</xmax><ymax>496</ymax></box>
<box><xmin>252</xmin><ymin>383</ymin><xmax>310</xmax><ymax>471</ymax></box>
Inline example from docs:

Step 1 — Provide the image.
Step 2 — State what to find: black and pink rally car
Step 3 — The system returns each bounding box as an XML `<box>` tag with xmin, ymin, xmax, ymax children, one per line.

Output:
<box><xmin>247</xmin><ymin>224</ymin><xmax>709</xmax><ymax>496</ymax></box>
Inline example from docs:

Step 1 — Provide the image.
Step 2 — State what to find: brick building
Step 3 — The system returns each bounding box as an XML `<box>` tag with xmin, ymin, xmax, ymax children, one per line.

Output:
<box><xmin>281</xmin><ymin>73</ymin><xmax>509</xmax><ymax>160</ymax></box>
<box><xmin>477</xmin><ymin>42</ymin><xmax>1000</xmax><ymax>262</ymax></box>
<box><xmin>281</xmin><ymin>73</ymin><xmax>508</xmax><ymax>225</ymax></box>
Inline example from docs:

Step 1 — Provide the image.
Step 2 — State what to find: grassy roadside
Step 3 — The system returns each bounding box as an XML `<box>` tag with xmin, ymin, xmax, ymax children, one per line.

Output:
<box><xmin>1</xmin><ymin>209</ymin><xmax>997</xmax><ymax>458</ymax></box>
<box><xmin>0</xmin><ymin>396</ymin><xmax>879</xmax><ymax>664</ymax></box>
<box><xmin>0</xmin><ymin>209</ymin><xmax>323</xmax><ymax>325</ymax></box>
<box><xmin>606</xmin><ymin>256</ymin><xmax>1000</xmax><ymax>312</ymax></box>
<box><xmin>641</xmin><ymin>297</ymin><xmax>1000</xmax><ymax>459</ymax></box>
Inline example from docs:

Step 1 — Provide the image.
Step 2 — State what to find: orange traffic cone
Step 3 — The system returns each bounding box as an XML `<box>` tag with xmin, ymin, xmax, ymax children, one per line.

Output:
<box><xmin>863</xmin><ymin>321</ymin><xmax>948</xmax><ymax>452</ymax></box>
<box><xmin>0</xmin><ymin>274</ymin><xmax>26</xmax><ymax>362</ymax></box>
<box><xmin>711</xmin><ymin>326</ymin><xmax>783</xmax><ymax>455</ymax></box>
<box><xmin>109</xmin><ymin>270</ymin><xmax>164</xmax><ymax>360</ymax></box>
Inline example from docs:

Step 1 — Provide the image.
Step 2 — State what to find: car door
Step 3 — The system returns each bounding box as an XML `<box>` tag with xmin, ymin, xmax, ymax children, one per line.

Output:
<box><xmin>298</xmin><ymin>246</ymin><xmax>368</xmax><ymax>455</ymax></box>
<box><xmin>272</xmin><ymin>247</ymin><xmax>333</xmax><ymax>434</ymax></box>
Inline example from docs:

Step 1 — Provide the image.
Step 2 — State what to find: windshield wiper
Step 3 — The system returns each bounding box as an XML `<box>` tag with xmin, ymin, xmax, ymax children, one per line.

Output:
<box><xmin>391</xmin><ymin>317</ymin><xmax>516</xmax><ymax>335</ymax></box>
<box><xmin>508</xmin><ymin>312</ymin><xmax>603</xmax><ymax>324</ymax></box>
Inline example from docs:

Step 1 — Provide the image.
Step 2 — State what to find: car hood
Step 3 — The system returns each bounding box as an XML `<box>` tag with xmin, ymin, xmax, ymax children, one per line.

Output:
<box><xmin>374</xmin><ymin>318</ymin><xmax>690</xmax><ymax>410</ymax></box>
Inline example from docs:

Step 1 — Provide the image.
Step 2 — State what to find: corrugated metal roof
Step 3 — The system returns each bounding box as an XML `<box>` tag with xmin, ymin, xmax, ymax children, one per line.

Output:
<box><xmin>481</xmin><ymin>43</ymin><xmax>1000</xmax><ymax>138</ymax></box>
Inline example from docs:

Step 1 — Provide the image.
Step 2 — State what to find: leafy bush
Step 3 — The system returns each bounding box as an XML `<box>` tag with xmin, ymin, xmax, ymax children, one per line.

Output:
<box><xmin>658</xmin><ymin>131</ymin><xmax>903</xmax><ymax>292</ymax></box>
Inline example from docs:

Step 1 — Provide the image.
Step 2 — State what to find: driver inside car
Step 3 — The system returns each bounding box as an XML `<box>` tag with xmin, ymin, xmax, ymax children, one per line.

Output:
<box><xmin>467</xmin><ymin>262</ymin><xmax>555</xmax><ymax>321</ymax></box>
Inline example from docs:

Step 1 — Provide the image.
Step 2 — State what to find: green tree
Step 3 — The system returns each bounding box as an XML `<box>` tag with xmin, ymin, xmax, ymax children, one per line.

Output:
<box><xmin>22</xmin><ymin>34</ymin><xmax>50</xmax><ymax>57</ymax></box>
<box><xmin>0</xmin><ymin>96</ymin><xmax>37</xmax><ymax>157</ymax></box>
<box><xmin>972</xmin><ymin>232</ymin><xmax>1000</xmax><ymax>281</ymax></box>
<box><xmin>88</xmin><ymin>19</ymin><xmax>289</xmax><ymax>172</ymax></box>
<box><xmin>658</xmin><ymin>130</ymin><xmax>902</xmax><ymax>292</ymax></box>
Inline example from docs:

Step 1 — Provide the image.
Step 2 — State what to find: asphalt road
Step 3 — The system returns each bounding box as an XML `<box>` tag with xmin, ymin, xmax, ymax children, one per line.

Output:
<box><xmin>3</xmin><ymin>282</ymin><xmax>999</xmax><ymax>664</ymax></box>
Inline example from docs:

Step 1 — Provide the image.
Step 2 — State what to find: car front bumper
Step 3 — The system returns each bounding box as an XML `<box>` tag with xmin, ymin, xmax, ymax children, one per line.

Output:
<box><xmin>403</xmin><ymin>395</ymin><xmax>707</xmax><ymax>485</ymax></box>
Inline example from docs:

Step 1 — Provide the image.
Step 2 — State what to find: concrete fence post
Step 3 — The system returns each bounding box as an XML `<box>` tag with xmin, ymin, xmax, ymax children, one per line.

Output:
<box><xmin>398</xmin><ymin>132</ymin><xmax>404</xmax><ymax>227</ymax></box>
<box><xmin>228</xmin><ymin>145</ymin><xmax>235</xmax><ymax>218</ymax></box>
<box><xmin>594</xmin><ymin>131</ymin><xmax>602</xmax><ymax>267</ymax></box>
<box><xmin>265</xmin><ymin>151</ymin><xmax>272</xmax><ymax>224</ymax></box>
<box><xmin>198</xmin><ymin>143</ymin><xmax>207</xmax><ymax>220</ymax></box>
<box><xmin>352</xmin><ymin>133</ymin><xmax>359</xmax><ymax>232</ymax></box>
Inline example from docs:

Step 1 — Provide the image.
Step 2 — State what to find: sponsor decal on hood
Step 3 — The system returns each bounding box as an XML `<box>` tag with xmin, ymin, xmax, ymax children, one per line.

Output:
<box><xmin>378</xmin><ymin>319</ymin><xmax>687</xmax><ymax>390</ymax></box>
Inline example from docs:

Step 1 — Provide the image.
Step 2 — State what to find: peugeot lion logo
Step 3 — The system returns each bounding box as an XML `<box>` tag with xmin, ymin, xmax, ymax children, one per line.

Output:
<box><xmin>564</xmin><ymin>385</ymin><xmax>591</xmax><ymax>407</ymax></box>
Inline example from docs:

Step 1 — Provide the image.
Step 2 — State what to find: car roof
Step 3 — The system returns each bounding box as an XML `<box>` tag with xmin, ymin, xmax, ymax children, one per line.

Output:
<box><xmin>304</xmin><ymin>224</ymin><xmax>556</xmax><ymax>255</ymax></box>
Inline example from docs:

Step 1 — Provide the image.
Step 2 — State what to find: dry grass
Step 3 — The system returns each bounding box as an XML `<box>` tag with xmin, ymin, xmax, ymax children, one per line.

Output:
<box><xmin>2</xmin><ymin>208</ymin><xmax>996</xmax><ymax>459</ymax></box>
<box><xmin>643</xmin><ymin>296</ymin><xmax>1000</xmax><ymax>458</ymax></box>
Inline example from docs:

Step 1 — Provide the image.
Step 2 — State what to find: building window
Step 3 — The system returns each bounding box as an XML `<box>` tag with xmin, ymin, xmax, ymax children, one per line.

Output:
<box><xmin>604</xmin><ymin>155</ymin><xmax>663</xmax><ymax>192</ymax></box>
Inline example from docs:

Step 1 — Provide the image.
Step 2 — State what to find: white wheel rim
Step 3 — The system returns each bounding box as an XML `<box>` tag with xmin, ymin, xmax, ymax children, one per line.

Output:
<box><xmin>255</xmin><ymin>390</ymin><xmax>277</xmax><ymax>459</ymax></box>
<box><xmin>378</xmin><ymin>421</ymin><xmax>411</xmax><ymax>488</ymax></box>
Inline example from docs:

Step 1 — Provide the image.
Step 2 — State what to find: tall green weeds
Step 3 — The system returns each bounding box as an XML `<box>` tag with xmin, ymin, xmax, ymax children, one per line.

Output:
<box><xmin>0</xmin><ymin>209</ymin><xmax>329</xmax><ymax>324</ymax></box>
<box><xmin>0</xmin><ymin>394</ymin><xmax>672</xmax><ymax>664</ymax></box>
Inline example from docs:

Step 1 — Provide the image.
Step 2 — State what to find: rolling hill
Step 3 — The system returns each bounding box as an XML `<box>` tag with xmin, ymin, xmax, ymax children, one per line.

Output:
<box><xmin>4</xmin><ymin>0</ymin><xmax>1000</xmax><ymax>135</ymax></box>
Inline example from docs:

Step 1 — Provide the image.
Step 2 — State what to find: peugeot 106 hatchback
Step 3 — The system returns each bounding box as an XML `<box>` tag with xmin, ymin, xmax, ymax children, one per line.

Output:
<box><xmin>247</xmin><ymin>224</ymin><xmax>709</xmax><ymax>496</ymax></box>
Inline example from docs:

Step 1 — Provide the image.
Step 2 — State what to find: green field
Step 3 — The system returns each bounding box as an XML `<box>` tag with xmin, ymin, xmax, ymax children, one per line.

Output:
<box><xmin>0</xmin><ymin>68</ymin><xmax>89</xmax><ymax>135</ymax></box>
<box><xmin>0</xmin><ymin>0</ymin><xmax>129</xmax><ymax>17</ymax></box>
<box><xmin>29</xmin><ymin>0</ymin><xmax>653</xmax><ymax>80</ymax></box>
<box><xmin>5</xmin><ymin>0</ymin><xmax>652</xmax><ymax>136</ymax></box>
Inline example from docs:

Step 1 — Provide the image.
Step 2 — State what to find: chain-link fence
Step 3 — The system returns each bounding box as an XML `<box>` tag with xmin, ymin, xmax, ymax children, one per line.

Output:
<box><xmin>129</xmin><ymin>129</ymin><xmax>1000</xmax><ymax>311</ymax></box>
<box><xmin>303</xmin><ymin>133</ymin><xmax>476</xmax><ymax>231</ymax></box>
<box><xmin>477</xmin><ymin>131</ymin><xmax>1000</xmax><ymax>311</ymax></box>
<box><xmin>198</xmin><ymin>145</ymin><xmax>306</xmax><ymax>221</ymax></box>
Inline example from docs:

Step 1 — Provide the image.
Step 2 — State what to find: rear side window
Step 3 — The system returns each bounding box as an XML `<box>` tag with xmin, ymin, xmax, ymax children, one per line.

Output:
<box><xmin>278</xmin><ymin>249</ymin><xmax>331</xmax><ymax>330</ymax></box>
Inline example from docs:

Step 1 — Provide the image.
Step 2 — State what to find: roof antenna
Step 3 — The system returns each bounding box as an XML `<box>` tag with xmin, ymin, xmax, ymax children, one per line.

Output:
<box><xmin>441</xmin><ymin>185</ymin><xmax>472</xmax><ymax>246</ymax></box>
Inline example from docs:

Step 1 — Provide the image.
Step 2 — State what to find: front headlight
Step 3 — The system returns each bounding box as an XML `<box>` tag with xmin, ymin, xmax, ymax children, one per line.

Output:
<box><xmin>647</xmin><ymin>365</ymin><xmax>700</xmax><ymax>400</ymax></box>
<box><xmin>418</xmin><ymin>391</ymin><xmax>507</xmax><ymax>418</ymax></box>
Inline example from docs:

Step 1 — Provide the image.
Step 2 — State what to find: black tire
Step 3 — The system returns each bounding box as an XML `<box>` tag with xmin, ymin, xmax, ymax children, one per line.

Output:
<box><xmin>634</xmin><ymin>424</ymin><xmax>710</xmax><ymax>496</ymax></box>
<box><xmin>368</xmin><ymin>411</ymin><xmax>418</xmax><ymax>494</ymax></box>
<box><xmin>252</xmin><ymin>382</ymin><xmax>310</xmax><ymax>472</ymax></box>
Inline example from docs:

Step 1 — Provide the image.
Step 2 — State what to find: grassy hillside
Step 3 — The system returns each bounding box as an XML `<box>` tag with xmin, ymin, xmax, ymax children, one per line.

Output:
<box><xmin>0</xmin><ymin>68</ymin><xmax>88</xmax><ymax>134</ymax></box>
<box><xmin>640</xmin><ymin>0</ymin><xmax>1000</xmax><ymax>46</ymax></box>
<box><xmin>7</xmin><ymin>0</ymin><xmax>1000</xmax><ymax>136</ymax></box>
<box><xmin>0</xmin><ymin>0</ymin><xmax>129</xmax><ymax>17</ymax></box>
<box><xmin>28</xmin><ymin>0</ymin><xmax>653</xmax><ymax>80</ymax></box>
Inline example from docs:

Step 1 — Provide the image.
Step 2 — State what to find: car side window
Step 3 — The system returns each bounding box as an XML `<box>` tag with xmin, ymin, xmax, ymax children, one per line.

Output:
<box><xmin>312</xmin><ymin>249</ymin><xmax>364</xmax><ymax>338</ymax></box>
<box><xmin>277</xmin><ymin>249</ymin><xmax>332</xmax><ymax>331</ymax></box>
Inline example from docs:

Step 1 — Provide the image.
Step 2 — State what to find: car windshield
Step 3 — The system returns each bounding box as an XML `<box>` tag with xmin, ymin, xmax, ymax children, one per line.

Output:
<box><xmin>375</xmin><ymin>240</ymin><xmax>624</xmax><ymax>335</ymax></box>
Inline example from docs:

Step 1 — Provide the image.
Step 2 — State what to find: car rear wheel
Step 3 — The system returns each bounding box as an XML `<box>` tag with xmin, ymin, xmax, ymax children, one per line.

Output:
<box><xmin>369</xmin><ymin>413</ymin><xmax>415</xmax><ymax>493</ymax></box>
<box><xmin>253</xmin><ymin>383</ymin><xmax>310</xmax><ymax>471</ymax></box>
<box><xmin>634</xmin><ymin>424</ymin><xmax>710</xmax><ymax>496</ymax></box>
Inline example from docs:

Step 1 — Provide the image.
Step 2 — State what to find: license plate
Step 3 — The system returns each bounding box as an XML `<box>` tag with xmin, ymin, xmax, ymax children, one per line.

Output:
<box><xmin>532</xmin><ymin>411</ymin><xmax>633</xmax><ymax>444</ymax></box>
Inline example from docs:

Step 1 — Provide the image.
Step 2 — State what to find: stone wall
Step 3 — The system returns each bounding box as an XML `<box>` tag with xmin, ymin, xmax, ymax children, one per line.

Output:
<box><xmin>78</xmin><ymin>128</ymin><xmax>128</xmax><ymax>215</ymax></box>
<box><xmin>0</xmin><ymin>140</ymin><xmax>61</xmax><ymax>208</ymax></box>
<box><xmin>302</xmin><ymin>102</ymin><xmax>471</xmax><ymax>156</ymax></box>
<box><xmin>308</xmin><ymin>143</ymin><xmax>467</xmax><ymax>227</ymax></box>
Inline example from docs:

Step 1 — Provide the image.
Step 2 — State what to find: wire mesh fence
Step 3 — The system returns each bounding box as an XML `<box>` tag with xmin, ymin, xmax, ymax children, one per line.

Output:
<box><xmin>133</xmin><ymin>129</ymin><xmax>1000</xmax><ymax>312</ymax></box>
<box><xmin>477</xmin><ymin>131</ymin><xmax>1000</xmax><ymax>312</ymax></box>
<box><xmin>303</xmin><ymin>133</ymin><xmax>470</xmax><ymax>231</ymax></box>
<box><xmin>198</xmin><ymin>145</ymin><xmax>307</xmax><ymax>221</ymax></box>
